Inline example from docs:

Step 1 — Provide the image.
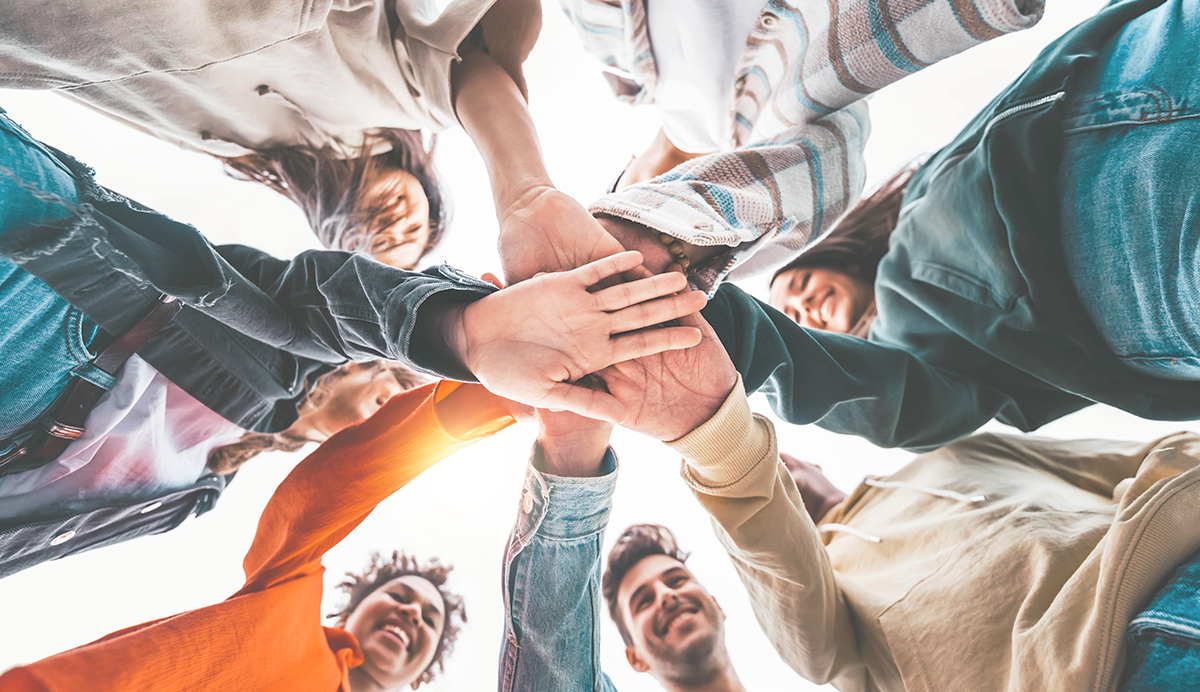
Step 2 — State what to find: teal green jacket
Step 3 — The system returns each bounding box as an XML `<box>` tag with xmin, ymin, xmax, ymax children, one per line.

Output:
<box><xmin>704</xmin><ymin>0</ymin><xmax>1200</xmax><ymax>450</ymax></box>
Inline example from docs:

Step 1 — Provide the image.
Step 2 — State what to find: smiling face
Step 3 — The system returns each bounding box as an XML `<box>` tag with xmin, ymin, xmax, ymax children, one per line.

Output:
<box><xmin>617</xmin><ymin>554</ymin><xmax>726</xmax><ymax>684</ymax></box>
<box><xmin>769</xmin><ymin>266</ymin><xmax>874</xmax><ymax>334</ymax></box>
<box><xmin>299</xmin><ymin>362</ymin><xmax>409</xmax><ymax>440</ymax></box>
<box><xmin>344</xmin><ymin>575</ymin><xmax>446</xmax><ymax>689</ymax></box>
<box><xmin>361</xmin><ymin>168</ymin><xmax>432</xmax><ymax>269</ymax></box>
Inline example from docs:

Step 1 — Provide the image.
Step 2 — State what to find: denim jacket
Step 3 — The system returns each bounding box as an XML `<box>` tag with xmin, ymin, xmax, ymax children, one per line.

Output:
<box><xmin>0</xmin><ymin>141</ymin><xmax>498</xmax><ymax>434</ymax></box>
<box><xmin>703</xmin><ymin>0</ymin><xmax>1200</xmax><ymax>451</ymax></box>
<box><xmin>499</xmin><ymin>446</ymin><xmax>620</xmax><ymax>692</ymax></box>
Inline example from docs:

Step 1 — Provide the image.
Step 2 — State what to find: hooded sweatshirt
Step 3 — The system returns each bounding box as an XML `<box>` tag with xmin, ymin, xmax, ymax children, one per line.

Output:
<box><xmin>671</xmin><ymin>380</ymin><xmax>1200</xmax><ymax>692</ymax></box>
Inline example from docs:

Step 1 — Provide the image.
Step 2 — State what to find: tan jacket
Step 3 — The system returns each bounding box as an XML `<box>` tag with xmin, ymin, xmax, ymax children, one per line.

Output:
<box><xmin>0</xmin><ymin>0</ymin><xmax>540</xmax><ymax>156</ymax></box>
<box><xmin>669</xmin><ymin>380</ymin><xmax>1200</xmax><ymax>692</ymax></box>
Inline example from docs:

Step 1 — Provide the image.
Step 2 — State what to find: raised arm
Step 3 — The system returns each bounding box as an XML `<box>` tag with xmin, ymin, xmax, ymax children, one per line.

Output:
<box><xmin>239</xmin><ymin>382</ymin><xmax>513</xmax><ymax>594</ymax></box>
<box><xmin>671</xmin><ymin>381</ymin><xmax>866</xmax><ymax>687</ymax></box>
<box><xmin>703</xmin><ymin>282</ymin><xmax>1042</xmax><ymax>450</ymax></box>
<box><xmin>452</xmin><ymin>45</ymin><xmax>630</xmax><ymax>284</ymax></box>
<box><xmin>500</xmin><ymin>411</ymin><xmax>621</xmax><ymax>692</ymax></box>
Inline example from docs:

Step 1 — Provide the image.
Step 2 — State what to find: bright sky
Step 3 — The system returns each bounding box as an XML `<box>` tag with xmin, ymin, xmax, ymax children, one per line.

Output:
<box><xmin>5</xmin><ymin>0</ymin><xmax>1188</xmax><ymax>690</ymax></box>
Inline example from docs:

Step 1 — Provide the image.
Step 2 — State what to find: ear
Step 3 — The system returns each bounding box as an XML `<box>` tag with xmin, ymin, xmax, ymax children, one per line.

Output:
<box><xmin>480</xmin><ymin>272</ymin><xmax>505</xmax><ymax>289</ymax></box>
<box><xmin>625</xmin><ymin>645</ymin><xmax>651</xmax><ymax>673</ymax></box>
<box><xmin>712</xmin><ymin>595</ymin><xmax>726</xmax><ymax>621</ymax></box>
<box><xmin>410</xmin><ymin>680</ymin><xmax>421</xmax><ymax>690</ymax></box>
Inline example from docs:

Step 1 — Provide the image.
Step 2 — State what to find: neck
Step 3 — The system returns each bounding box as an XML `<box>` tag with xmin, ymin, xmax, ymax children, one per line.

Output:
<box><xmin>662</xmin><ymin>666</ymin><xmax>747</xmax><ymax>692</ymax></box>
<box><xmin>281</xmin><ymin>410</ymin><xmax>332</xmax><ymax>444</ymax></box>
<box><xmin>346</xmin><ymin>667</ymin><xmax>385</xmax><ymax>692</ymax></box>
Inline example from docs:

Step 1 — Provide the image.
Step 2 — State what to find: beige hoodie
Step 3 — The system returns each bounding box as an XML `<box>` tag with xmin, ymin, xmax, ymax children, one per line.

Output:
<box><xmin>0</xmin><ymin>0</ymin><xmax>540</xmax><ymax>156</ymax></box>
<box><xmin>669</xmin><ymin>380</ymin><xmax>1200</xmax><ymax>692</ymax></box>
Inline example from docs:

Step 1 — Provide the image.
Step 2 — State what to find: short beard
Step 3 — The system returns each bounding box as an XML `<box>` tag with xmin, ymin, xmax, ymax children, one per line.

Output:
<box><xmin>656</xmin><ymin>632</ymin><xmax>726</xmax><ymax>687</ymax></box>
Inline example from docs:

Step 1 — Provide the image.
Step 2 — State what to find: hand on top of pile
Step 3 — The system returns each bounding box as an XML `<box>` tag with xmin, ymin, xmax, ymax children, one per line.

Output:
<box><xmin>444</xmin><ymin>251</ymin><xmax>708</xmax><ymax>423</ymax></box>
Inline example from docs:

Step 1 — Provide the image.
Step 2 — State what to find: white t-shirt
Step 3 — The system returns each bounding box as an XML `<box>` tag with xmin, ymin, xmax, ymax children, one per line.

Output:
<box><xmin>0</xmin><ymin>355</ymin><xmax>245</xmax><ymax>522</ymax></box>
<box><xmin>645</xmin><ymin>0</ymin><xmax>769</xmax><ymax>153</ymax></box>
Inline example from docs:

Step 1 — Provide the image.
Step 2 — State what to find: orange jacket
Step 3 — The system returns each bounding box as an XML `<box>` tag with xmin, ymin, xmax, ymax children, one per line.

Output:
<box><xmin>0</xmin><ymin>382</ymin><xmax>513</xmax><ymax>691</ymax></box>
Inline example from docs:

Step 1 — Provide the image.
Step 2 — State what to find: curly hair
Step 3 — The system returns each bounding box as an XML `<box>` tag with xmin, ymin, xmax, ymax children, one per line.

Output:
<box><xmin>205</xmin><ymin>360</ymin><xmax>429</xmax><ymax>475</ymax></box>
<box><xmin>601</xmin><ymin>524</ymin><xmax>690</xmax><ymax>646</ymax></box>
<box><xmin>329</xmin><ymin>551</ymin><xmax>466</xmax><ymax>687</ymax></box>
<box><xmin>222</xmin><ymin>128</ymin><xmax>448</xmax><ymax>266</ymax></box>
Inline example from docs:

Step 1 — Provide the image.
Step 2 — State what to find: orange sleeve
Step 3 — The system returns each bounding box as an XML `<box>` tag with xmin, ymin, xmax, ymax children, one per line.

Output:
<box><xmin>238</xmin><ymin>382</ymin><xmax>513</xmax><ymax>595</ymax></box>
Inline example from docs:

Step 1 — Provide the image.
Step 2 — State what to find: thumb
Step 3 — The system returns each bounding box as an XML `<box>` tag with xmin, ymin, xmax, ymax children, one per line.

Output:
<box><xmin>480</xmin><ymin>272</ymin><xmax>506</xmax><ymax>289</ymax></box>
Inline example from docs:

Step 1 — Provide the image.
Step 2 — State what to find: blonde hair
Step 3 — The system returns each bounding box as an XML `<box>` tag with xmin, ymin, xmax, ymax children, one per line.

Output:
<box><xmin>206</xmin><ymin>361</ymin><xmax>428</xmax><ymax>475</ymax></box>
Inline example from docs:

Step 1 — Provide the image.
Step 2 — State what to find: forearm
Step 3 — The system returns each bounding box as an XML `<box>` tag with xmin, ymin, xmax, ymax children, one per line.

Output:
<box><xmin>702</xmin><ymin>283</ymin><xmax>1022</xmax><ymax>449</ymax></box>
<box><xmin>670</xmin><ymin>384</ymin><xmax>862</xmax><ymax>684</ymax></box>
<box><xmin>241</xmin><ymin>383</ymin><xmax>513</xmax><ymax>592</ymax></box>
<box><xmin>502</xmin><ymin>451</ymin><xmax>619</xmax><ymax>692</ymax></box>
<box><xmin>452</xmin><ymin>47</ymin><xmax>552</xmax><ymax>214</ymax></box>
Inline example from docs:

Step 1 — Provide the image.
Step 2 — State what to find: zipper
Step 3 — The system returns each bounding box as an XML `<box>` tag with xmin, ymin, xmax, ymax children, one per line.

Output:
<box><xmin>983</xmin><ymin>91</ymin><xmax>1066</xmax><ymax>136</ymax></box>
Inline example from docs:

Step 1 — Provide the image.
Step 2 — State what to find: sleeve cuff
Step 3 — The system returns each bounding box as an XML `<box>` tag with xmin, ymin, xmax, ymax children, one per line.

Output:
<box><xmin>519</xmin><ymin>448</ymin><xmax>618</xmax><ymax>539</ymax></box>
<box><xmin>667</xmin><ymin>374</ymin><xmax>777</xmax><ymax>489</ymax></box>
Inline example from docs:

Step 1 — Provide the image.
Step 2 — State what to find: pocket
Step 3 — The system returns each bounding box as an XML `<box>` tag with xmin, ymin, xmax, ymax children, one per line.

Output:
<box><xmin>910</xmin><ymin>261</ymin><xmax>1016</xmax><ymax>312</ymax></box>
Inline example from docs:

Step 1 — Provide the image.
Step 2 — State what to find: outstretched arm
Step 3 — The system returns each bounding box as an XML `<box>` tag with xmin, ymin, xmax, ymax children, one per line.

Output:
<box><xmin>239</xmin><ymin>382</ymin><xmax>514</xmax><ymax>594</ymax></box>
<box><xmin>500</xmin><ymin>411</ymin><xmax>621</xmax><ymax>692</ymax></box>
<box><xmin>452</xmin><ymin>45</ymin><xmax>632</xmax><ymax>284</ymax></box>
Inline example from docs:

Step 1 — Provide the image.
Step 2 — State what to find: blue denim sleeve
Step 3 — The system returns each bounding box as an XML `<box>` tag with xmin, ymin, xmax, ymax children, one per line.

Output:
<box><xmin>498</xmin><ymin>447</ymin><xmax>621</xmax><ymax>692</ymax></box>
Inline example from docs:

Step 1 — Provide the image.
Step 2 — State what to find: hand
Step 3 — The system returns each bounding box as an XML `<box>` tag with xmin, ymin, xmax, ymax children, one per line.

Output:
<box><xmin>536</xmin><ymin>407</ymin><xmax>615</xmax><ymax>477</ymax></box>
<box><xmin>498</xmin><ymin>187</ymin><xmax>634</xmax><ymax>284</ymax></box>
<box><xmin>447</xmin><ymin>251</ymin><xmax>708</xmax><ymax>421</ymax></box>
<box><xmin>596</xmin><ymin>312</ymin><xmax>737</xmax><ymax>441</ymax></box>
<box><xmin>780</xmin><ymin>453</ymin><xmax>846</xmax><ymax>524</ymax></box>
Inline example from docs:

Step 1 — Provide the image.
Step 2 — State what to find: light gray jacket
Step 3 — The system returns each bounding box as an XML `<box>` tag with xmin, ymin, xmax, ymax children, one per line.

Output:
<box><xmin>0</xmin><ymin>0</ymin><xmax>540</xmax><ymax>156</ymax></box>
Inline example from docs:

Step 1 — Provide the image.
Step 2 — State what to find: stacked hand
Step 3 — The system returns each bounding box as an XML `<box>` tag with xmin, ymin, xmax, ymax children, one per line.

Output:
<box><xmin>446</xmin><ymin>251</ymin><xmax>707</xmax><ymax>422</ymax></box>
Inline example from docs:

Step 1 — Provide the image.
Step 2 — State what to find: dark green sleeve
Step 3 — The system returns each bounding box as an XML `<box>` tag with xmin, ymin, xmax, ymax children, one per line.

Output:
<box><xmin>702</xmin><ymin>284</ymin><xmax>1033</xmax><ymax>450</ymax></box>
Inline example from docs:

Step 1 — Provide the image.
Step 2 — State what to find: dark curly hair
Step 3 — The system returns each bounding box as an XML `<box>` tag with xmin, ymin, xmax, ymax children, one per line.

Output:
<box><xmin>222</xmin><ymin>128</ymin><xmax>448</xmax><ymax>267</ymax></box>
<box><xmin>601</xmin><ymin>524</ymin><xmax>690</xmax><ymax>646</ymax></box>
<box><xmin>329</xmin><ymin>551</ymin><xmax>466</xmax><ymax>687</ymax></box>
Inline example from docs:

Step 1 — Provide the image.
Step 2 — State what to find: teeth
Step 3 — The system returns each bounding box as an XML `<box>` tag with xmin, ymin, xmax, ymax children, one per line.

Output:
<box><xmin>381</xmin><ymin>624</ymin><xmax>409</xmax><ymax>644</ymax></box>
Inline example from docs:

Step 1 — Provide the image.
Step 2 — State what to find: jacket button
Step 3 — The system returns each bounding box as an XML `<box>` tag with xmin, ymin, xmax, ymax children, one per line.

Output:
<box><xmin>255</xmin><ymin>84</ymin><xmax>270</xmax><ymax>95</ymax></box>
<box><xmin>522</xmin><ymin>490</ymin><xmax>535</xmax><ymax>514</ymax></box>
<box><xmin>50</xmin><ymin>530</ymin><xmax>76</xmax><ymax>546</ymax></box>
<box><xmin>735</xmin><ymin>75</ymin><xmax>747</xmax><ymax>91</ymax></box>
<box><xmin>693</xmin><ymin>221</ymin><xmax>713</xmax><ymax>231</ymax></box>
<box><xmin>760</xmin><ymin>13</ymin><xmax>779</xmax><ymax>28</ymax></box>
<box><xmin>199</xmin><ymin>130</ymin><xmax>213</xmax><ymax>140</ymax></box>
<box><xmin>140</xmin><ymin>501</ymin><xmax>163</xmax><ymax>514</ymax></box>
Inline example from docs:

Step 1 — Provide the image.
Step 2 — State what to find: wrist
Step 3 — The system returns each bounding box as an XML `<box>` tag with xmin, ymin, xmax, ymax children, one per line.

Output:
<box><xmin>536</xmin><ymin>426</ymin><xmax>614</xmax><ymax>478</ymax></box>
<box><xmin>495</xmin><ymin>178</ymin><xmax>556</xmax><ymax>223</ymax></box>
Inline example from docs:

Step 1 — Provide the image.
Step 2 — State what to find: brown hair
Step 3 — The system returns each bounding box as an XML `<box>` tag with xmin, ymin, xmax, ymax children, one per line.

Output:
<box><xmin>601</xmin><ymin>524</ymin><xmax>690</xmax><ymax>646</ymax></box>
<box><xmin>330</xmin><ymin>551</ymin><xmax>466</xmax><ymax>687</ymax></box>
<box><xmin>222</xmin><ymin>129</ymin><xmax>447</xmax><ymax>265</ymax></box>
<box><xmin>205</xmin><ymin>360</ymin><xmax>428</xmax><ymax>475</ymax></box>
<box><xmin>772</xmin><ymin>163</ymin><xmax>919</xmax><ymax>287</ymax></box>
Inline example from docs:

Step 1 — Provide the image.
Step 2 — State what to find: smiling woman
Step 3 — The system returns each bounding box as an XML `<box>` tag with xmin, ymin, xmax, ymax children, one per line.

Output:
<box><xmin>334</xmin><ymin>552</ymin><xmax>466</xmax><ymax>690</ymax></box>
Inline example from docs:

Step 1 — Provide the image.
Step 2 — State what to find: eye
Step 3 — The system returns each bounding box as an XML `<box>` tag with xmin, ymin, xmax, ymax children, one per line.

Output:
<box><xmin>799</xmin><ymin>271</ymin><xmax>811</xmax><ymax>293</ymax></box>
<box><xmin>388</xmin><ymin>592</ymin><xmax>408</xmax><ymax>604</ymax></box>
<box><xmin>424</xmin><ymin>616</ymin><xmax>435</xmax><ymax>628</ymax></box>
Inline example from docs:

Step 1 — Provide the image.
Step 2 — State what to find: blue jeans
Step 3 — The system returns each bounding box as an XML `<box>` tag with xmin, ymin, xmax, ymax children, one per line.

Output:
<box><xmin>0</xmin><ymin>108</ymin><xmax>105</xmax><ymax>443</ymax></box>
<box><xmin>1120</xmin><ymin>548</ymin><xmax>1200</xmax><ymax>691</ymax></box>
<box><xmin>1059</xmin><ymin>0</ymin><xmax>1200</xmax><ymax>380</ymax></box>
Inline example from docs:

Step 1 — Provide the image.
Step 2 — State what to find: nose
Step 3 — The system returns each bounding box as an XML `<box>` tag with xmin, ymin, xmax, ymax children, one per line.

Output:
<box><xmin>396</xmin><ymin>599</ymin><xmax>421</xmax><ymax>625</ymax></box>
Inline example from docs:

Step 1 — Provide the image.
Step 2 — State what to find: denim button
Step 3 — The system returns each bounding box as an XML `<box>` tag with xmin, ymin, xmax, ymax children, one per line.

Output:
<box><xmin>50</xmin><ymin>530</ymin><xmax>75</xmax><ymax>546</ymax></box>
<box><xmin>140</xmin><ymin>501</ymin><xmax>163</xmax><ymax>514</ymax></box>
<box><xmin>522</xmin><ymin>490</ymin><xmax>534</xmax><ymax>514</ymax></box>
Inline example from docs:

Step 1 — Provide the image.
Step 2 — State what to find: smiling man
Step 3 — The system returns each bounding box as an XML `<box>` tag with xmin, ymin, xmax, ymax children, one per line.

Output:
<box><xmin>601</xmin><ymin>525</ymin><xmax>747</xmax><ymax>692</ymax></box>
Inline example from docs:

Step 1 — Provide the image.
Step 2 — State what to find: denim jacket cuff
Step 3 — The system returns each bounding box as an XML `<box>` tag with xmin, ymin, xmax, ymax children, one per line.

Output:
<box><xmin>515</xmin><ymin>447</ymin><xmax>618</xmax><ymax>541</ymax></box>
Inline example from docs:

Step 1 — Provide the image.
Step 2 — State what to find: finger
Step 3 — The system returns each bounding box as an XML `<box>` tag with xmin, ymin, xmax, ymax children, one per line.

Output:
<box><xmin>481</xmin><ymin>272</ymin><xmax>506</xmax><ymax>289</ymax></box>
<box><xmin>538</xmin><ymin>382</ymin><xmax>626</xmax><ymax>424</ymax></box>
<box><xmin>570</xmin><ymin>250</ymin><xmax>644</xmax><ymax>287</ymax></box>
<box><xmin>607</xmin><ymin>290</ymin><xmax>708</xmax><ymax>333</ymax></box>
<box><xmin>594</xmin><ymin>271</ymin><xmax>689</xmax><ymax>311</ymax></box>
<box><xmin>608</xmin><ymin>326</ymin><xmax>703</xmax><ymax>362</ymax></box>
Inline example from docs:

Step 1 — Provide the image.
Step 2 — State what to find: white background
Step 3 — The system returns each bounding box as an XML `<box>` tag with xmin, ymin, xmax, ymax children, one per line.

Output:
<box><xmin>5</xmin><ymin>0</ymin><xmax>1186</xmax><ymax>690</ymax></box>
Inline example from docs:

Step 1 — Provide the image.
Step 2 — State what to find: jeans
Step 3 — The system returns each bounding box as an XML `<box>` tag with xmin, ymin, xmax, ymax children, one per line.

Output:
<box><xmin>1119</xmin><ymin>548</ymin><xmax>1200</xmax><ymax>691</ymax></box>
<box><xmin>0</xmin><ymin>108</ymin><xmax>104</xmax><ymax>442</ymax></box>
<box><xmin>1059</xmin><ymin>0</ymin><xmax>1200</xmax><ymax>380</ymax></box>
